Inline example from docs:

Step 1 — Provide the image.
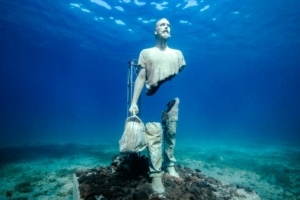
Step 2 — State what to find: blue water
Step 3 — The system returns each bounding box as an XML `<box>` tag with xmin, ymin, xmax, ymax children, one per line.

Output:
<box><xmin>0</xmin><ymin>1</ymin><xmax>300</xmax><ymax>199</ymax></box>
<box><xmin>1</xmin><ymin>0</ymin><xmax>299</xmax><ymax>146</ymax></box>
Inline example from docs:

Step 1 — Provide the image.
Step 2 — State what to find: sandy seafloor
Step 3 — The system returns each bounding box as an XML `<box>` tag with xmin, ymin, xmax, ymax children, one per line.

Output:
<box><xmin>0</xmin><ymin>140</ymin><xmax>299</xmax><ymax>200</ymax></box>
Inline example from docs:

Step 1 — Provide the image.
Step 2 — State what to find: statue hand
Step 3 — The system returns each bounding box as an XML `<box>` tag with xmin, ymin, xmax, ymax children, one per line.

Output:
<box><xmin>129</xmin><ymin>104</ymin><xmax>139</xmax><ymax>115</ymax></box>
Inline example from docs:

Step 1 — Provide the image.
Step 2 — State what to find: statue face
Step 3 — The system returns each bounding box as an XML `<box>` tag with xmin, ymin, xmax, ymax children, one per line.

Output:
<box><xmin>154</xmin><ymin>18</ymin><xmax>171</xmax><ymax>40</ymax></box>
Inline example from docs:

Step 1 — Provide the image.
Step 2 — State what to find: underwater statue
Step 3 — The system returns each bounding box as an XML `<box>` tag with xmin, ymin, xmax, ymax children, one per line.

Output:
<box><xmin>129</xmin><ymin>18</ymin><xmax>186</xmax><ymax>196</ymax></box>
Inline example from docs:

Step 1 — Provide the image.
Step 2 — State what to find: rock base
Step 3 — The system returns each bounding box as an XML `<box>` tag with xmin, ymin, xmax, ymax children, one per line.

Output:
<box><xmin>73</xmin><ymin>154</ymin><xmax>260</xmax><ymax>200</ymax></box>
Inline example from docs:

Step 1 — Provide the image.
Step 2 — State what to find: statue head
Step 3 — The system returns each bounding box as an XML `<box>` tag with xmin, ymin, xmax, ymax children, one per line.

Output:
<box><xmin>154</xmin><ymin>18</ymin><xmax>171</xmax><ymax>40</ymax></box>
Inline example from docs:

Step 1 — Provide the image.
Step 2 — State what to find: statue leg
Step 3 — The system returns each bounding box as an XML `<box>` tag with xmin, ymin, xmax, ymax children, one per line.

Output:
<box><xmin>145</xmin><ymin>122</ymin><xmax>165</xmax><ymax>194</ymax></box>
<box><xmin>162</xmin><ymin>98</ymin><xmax>180</xmax><ymax>177</ymax></box>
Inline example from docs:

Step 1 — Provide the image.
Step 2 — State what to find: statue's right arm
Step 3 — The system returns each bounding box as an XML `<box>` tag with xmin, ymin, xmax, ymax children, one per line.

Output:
<box><xmin>129</xmin><ymin>68</ymin><xmax>146</xmax><ymax>115</ymax></box>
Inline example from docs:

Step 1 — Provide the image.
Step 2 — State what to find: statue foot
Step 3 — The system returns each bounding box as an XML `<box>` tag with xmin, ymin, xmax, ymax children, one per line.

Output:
<box><xmin>167</xmin><ymin>166</ymin><xmax>180</xmax><ymax>178</ymax></box>
<box><xmin>151</xmin><ymin>177</ymin><xmax>165</xmax><ymax>194</ymax></box>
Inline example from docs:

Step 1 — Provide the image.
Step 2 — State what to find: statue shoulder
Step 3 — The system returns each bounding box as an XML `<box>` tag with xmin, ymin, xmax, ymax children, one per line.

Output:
<box><xmin>140</xmin><ymin>47</ymin><xmax>156</xmax><ymax>54</ymax></box>
<box><xmin>168</xmin><ymin>47</ymin><xmax>183</xmax><ymax>54</ymax></box>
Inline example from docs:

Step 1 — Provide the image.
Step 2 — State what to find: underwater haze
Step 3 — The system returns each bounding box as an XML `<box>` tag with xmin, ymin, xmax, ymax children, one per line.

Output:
<box><xmin>1</xmin><ymin>0</ymin><xmax>300</xmax><ymax>199</ymax></box>
<box><xmin>1</xmin><ymin>0</ymin><xmax>299</xmax><ymax>146</ymax></box>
